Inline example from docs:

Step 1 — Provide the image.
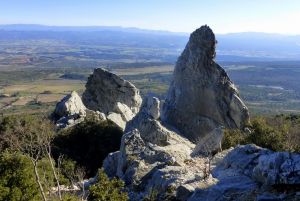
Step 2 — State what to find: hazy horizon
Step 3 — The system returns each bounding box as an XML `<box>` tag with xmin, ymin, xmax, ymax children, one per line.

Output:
<box><xmin>1</xmin><ymin>0</ymin><xmax>300</xmax><ymax>34</ymax></box>
<box><xmin>1</xmin><ymin>23</ymin><xmax>300</xmax><ymax>36</ymax></box>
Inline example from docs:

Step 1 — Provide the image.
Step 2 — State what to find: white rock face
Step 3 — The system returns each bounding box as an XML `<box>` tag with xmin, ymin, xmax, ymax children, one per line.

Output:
<box><xmin>107</xmin><ymin>112</ymin><xmax>126</xmax><ymax>130</ymax></box>
<box><xmin>162</xmin><ymin>25</ymin><xmax>249</xmax><ymax>143</ymax></box>
<box><xmin>54</xmin><ymin>91</ymin><xmax>86</xmax><ymax>128</ymax></box>
<box><xmin>114</xmin><ymin>102</ymin><xmax>135</xmax><ymax>122</ymax></box>
<box><xmin>82</xmin><ymin>68</ymin><xmax>142</xmax><ymax>129</ymax></box>
<box><xmin>55</xmin><ymin>91</ymin><xmax>86</xmax><ymax>118</ymax></box>
<box><xmin>145</xmin><ymin>96</ymin><xmax>160</xmax><ymax>120</ymax></box>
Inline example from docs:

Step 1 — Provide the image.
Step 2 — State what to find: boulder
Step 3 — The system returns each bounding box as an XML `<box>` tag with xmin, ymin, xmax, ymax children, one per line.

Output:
<box><xmin>125</xmin><ymin>96</ymin><xmax>168</xmax><ymax>146</ymax></box>
<box><xmin>54</xmin><ymin>91</ymin><xmax>86</xmax><ymax>118</ymax></box>
<box><xmin>82</xmin><ymin>68</ymin><xmax>142</xmax><ymax>129</ymax></box>
<box><xmin>54</xmin><ymin>91</ymin><xmax>86</xmax><ymax>128</ymax></box>
<box><xmin>144</xmin><ymin>96</ymin><xmax>160</xmax><ymax>120</ymax></box>
<box><xmin>162</xmin><ymin>25</ymin><xmax>249</xmax><ymax>143</ymax></box>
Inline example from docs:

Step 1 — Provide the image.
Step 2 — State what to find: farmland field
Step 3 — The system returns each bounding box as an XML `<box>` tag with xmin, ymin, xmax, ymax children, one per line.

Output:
<box><xmin>0</xmin><ymin>36</ymin><xmax>300</xmax><ymax>116</ymax></box>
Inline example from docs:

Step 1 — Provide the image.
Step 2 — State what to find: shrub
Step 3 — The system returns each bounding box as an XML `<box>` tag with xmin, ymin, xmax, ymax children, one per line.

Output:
<box><xmin>0</xmin><ymin>152</ymin><xmax>41</xmax><ymax>201</ymax></box>
<box><xmin>51</xmin><ymin>193</ymin><xmax>81</xmax><ymax>201</ymax></box>
<box><xmin>88</xmin><ymin>169</ymin><xmax>128</xmax><ymax>201</ymax></box>
<box><xmin>222</xmin><ymin>129</ymin><xmax>246</xmax><ymax>150</ymax></box>
<box><xmin>248</xmin><ymin>117</ymin><xmax>286</xmax><ymax>151</ymax></box>
<box><xmin>222</xmin><ymin>115</ymin><xmax>300</xmax><ymax>152</ymax></box>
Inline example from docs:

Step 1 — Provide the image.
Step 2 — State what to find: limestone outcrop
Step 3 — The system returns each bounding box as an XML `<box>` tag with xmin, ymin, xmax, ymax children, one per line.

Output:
<box><xmin>188</xmin><ymin>144</ymin><xmax>300</xmax><ymax>201</ymax></box>
<box><xmin>162</xmin><ymin>25</ymin><xmax>249</xmax><ymax>143</ymax></box>
<box><xmin>54</xmin><ymin>91</ymin><xmax>86</xmax><ymax>128</ymax></box>
<box><xmin>103</xmin><ymin>26</ymin><xmax>300</xmax><ymax>201</ymax></box>
<box><xmin>103</xmin><ymin>97</ymin><xmax>197</xmax><ymax>199</ymax></box>
<box><xmin>82</xmin><ymin>68</ymin><xmax>142</xmax><ymax>130</ymax></box>
<box><xmin>105</xmin><ymin>131</ymin><xmax>300</xmax><ymax>200</ymax></box>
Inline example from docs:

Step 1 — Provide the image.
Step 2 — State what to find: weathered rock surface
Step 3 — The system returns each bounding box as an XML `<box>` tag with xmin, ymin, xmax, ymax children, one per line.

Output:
<box><xmin>188</xmin><ymin>144</ymin><xmax>300</xmax><ymax>201</ymax></box>
<box><xmin>106</xmin><ymin>121</ymin><xmax>300</xmax><ymax>201</ymax></box>
<box><xmin>162</xmin><ymin>25</ymin><xmax>249</xmax><ymax>143</ymax></box>
<box><xmin>102</xmin><ymin>26</ymin><xmax>300</xmax><ymax>201</ymax></box>
<box><xmin>82</xmin><ymin>68</ymin><xmax>142</xmax><ymax>129</ymax></box>
<box><xmin>54</xmin><ymin>91</ymin><xmax>86</xmax><ymax>128</ymax></box>
<box><xmin>103</xmin><ymin>96</ymin><xmax>199</xmax><ymax>199</ymax></box>
<box><xmin>55</xmin><ymin>91</ymin><xmax>86</xmax><ymax>118</ymax></box>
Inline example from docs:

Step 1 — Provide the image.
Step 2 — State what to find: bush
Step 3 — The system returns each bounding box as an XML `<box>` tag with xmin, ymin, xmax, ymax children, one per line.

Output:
<box><xmin>248</xmin><ymin>117</ymin><xmax>286</xmax><ymax>151</ymax></box>
<box><xmin>222</xmin><ymin>129</ymin><xmax>246</xmax><ymax>150</ymax></box>
<box><xmin>52</xmin><ymin>119</ymin><xmax>123</xmax><ymax>177</ymax></box>
<box><xmin>88</xmin><ymin>169</ymin><xmax>128</xmax><ymax>201</ymax></box>
<box><xmin>222</xmin><ymin>115</ymin><xmax>300</xmax><ymax>152</ymax></box>
<box><xmin>51</xmin><ymin>193</ymin><xmax>81</xmax><ymax>201</ymax></box>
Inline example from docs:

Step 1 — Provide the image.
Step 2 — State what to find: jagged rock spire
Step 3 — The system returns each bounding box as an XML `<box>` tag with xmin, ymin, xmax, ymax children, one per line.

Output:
<box><xmin>162</xmin><ymin>25</ymin><xmax>249</xmax><ymax>143</ymax></box>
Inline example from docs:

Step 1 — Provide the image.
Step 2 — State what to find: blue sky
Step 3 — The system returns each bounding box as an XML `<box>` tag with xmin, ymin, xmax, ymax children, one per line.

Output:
<box><xmin>0</xmin><ymin>0</ymin><xmax>300</xmax><ymax>34</ymax></box>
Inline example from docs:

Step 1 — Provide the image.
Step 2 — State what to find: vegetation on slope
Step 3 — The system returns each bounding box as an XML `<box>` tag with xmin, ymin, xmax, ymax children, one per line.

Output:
<box><xmin>53</xmin><ymin>118</ymin><xmax>123</xmax><ymax>177</ymax></box>
<box><xmin>0</xmin><ymin>114</ymin><xmax>126</xmax><ymax>201</ymax></box>
<box><xmin>222</xmin><ymin>114</ymin><xmax>300</xmax><ymax>152</ymax></box>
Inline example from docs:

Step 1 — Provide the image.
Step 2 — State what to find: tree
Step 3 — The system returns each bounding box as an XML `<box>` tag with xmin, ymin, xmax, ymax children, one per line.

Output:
<box><xmin>0</xmin><ymin>152</ymin><xmax>41</xmax><ymax>201</ymax></box>
<box><xmin>0</xmin><ymin>115</ymin><xmax>62</xmax><ymax>200</ymax></box>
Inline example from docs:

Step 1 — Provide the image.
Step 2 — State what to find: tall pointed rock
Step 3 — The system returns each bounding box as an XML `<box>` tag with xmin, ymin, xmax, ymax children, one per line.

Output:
<box><xmin>162</xmin><ymin>25</ymin><xmax>250</xmax><ymax>142</ymax></box>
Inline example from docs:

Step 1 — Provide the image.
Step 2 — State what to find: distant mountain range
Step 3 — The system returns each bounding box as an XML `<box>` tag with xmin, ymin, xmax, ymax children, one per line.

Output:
<box><xmin>1</xmin><ymin>24</ymin><xmax>300</xmax><ymax>61</ymax></box>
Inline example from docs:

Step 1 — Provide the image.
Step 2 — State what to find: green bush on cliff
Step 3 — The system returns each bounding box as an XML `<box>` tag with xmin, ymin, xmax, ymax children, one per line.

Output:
<box><xmin>222</xmin><ymin>115</ymin><xmax>300</xmax><ymax>152</ymax></box>
<box><xmin>88</xmin><ymin>169</ymin><xmax>128</xmax><ymax>201</ymax></box>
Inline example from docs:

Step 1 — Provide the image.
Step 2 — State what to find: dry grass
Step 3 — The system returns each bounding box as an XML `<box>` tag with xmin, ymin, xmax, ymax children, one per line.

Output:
<box><xmin>37</xmin><ymin>94</ymin><xmax>65</xmax><ymax>103</ymax></box>
<box><xmin>2</xmin><ymin>79</ymin><xmax>85</xmax><ymax>94</ymax></box>
<box><xmin>112</xmin><ymin>65</ymin><xmax>173</xmax><ymax>75</ymax></box>
<box><xmin>11</xmin><ymin>97</ymin><xmax>33</xmax><ymax>106</ymax></box>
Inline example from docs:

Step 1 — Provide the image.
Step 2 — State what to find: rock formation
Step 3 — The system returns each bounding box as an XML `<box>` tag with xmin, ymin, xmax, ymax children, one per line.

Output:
<box><xmin>82</xmin><ymin>68</ymin><xmax>142</xmax><ymax>130</ymax></box>
<box><xmin>162</xmin><ymin>25</ymin><xmax>249</xmax><ymax>143</ymax></box>
<box><xmin>103</xmin><ymin>97</ymin><xmax>196</xmax><ymax>199</ymax></box>
<box><xmin>103</xmin><ymin>26</ymin><xmax>300</xmax><ymax>201</ymax></box>
<box><xmin>54</xmin><ymin>91</ymin><xmax>86</xmax><ymax>128</ymax></box>
<box><xmin>188</xmin><ymin>144</ymin><xmax>300</xmax><ymax>201</ymax></box>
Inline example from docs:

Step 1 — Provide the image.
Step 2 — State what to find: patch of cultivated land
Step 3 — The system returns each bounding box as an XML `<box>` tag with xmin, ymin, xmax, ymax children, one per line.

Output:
<box><xmin>1</xmin><ymin>61</ymin><xmax>300</xmax><ymax>116</ymax></box>
<box><xmin>0</xmin><ymin>77</ymin><xmax>85</xmax><ymax>114</ymax></box>
<box><xmin>112</xmin><ymin>65</ymin><xmax>173</xmax><ymax>75</ymax></box>
<box><xmin>2</xmin><ymin>79</ymin><xmax>85</xmax><ymax>95</ymax></box>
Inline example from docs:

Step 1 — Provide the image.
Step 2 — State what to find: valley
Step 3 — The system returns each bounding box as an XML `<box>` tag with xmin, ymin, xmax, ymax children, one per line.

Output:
<box><xmin>1</xmin><ymin>60</ymin><xmax>300</xmax><ymax>116</ymax></box>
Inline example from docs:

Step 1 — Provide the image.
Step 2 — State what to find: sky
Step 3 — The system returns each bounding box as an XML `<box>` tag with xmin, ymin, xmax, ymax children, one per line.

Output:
<box><xmin>0</xmin><ymin>0</ymin><xmax>300</xmax><ymax>34</ymax></box>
